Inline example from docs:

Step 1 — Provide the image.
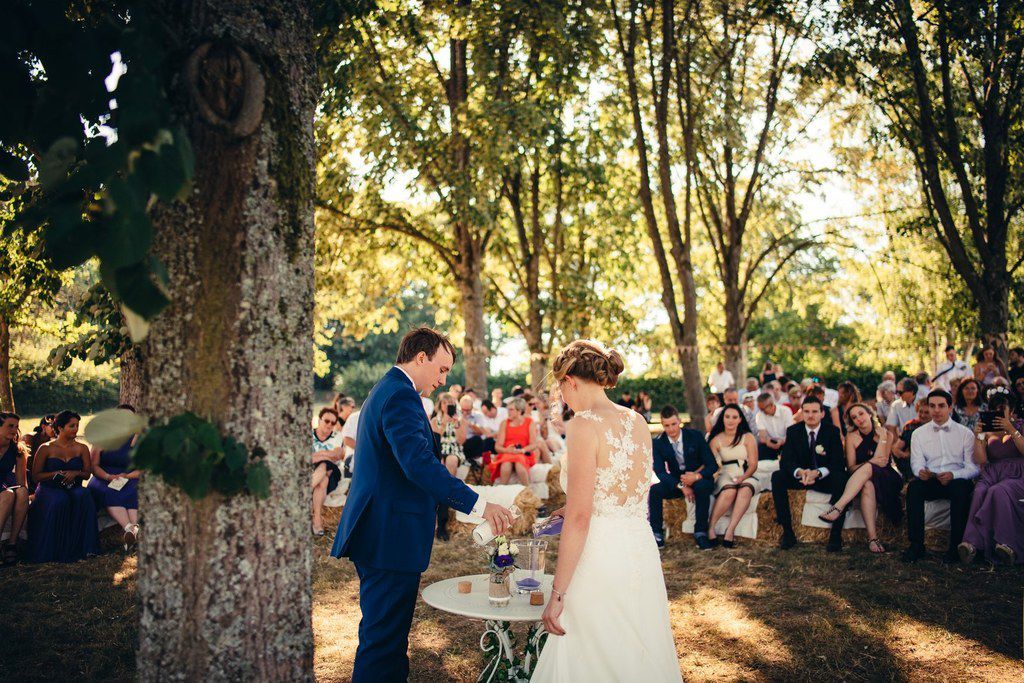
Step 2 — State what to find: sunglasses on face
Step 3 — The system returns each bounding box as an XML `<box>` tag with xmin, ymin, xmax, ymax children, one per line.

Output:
<box><xmin>322</xmin><ymin>418</ymin><xmax>337</xmax><ymax>426</ymax></box>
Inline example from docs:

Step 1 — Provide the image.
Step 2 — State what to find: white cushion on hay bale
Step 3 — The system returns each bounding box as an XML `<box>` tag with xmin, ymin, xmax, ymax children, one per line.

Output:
<box><xmin>681</xmin><ymin>492</ymin><xmax>762</xmax><ymax>539</ymax></box>
<box><xmin>455</xmin><ymin>484</ymin><xmax>527</xmax><ymax>525</ymax></box>
<box><xmin>323</xmin><ymin>478</ymin><xmax>351</xmax><ymax>508</ymax></box>
<box><xmin>455</xmin><ymin>462</ymin><xmax>555</xmax><ymax>500</ymax></box>
<box><xmin>755</xmin><ymin>459</ymin><xmax>780</xmax><ymax>491</ymax></box>
<box><xmin>801</xmin><ymin>489</ymin><xmax>950</xmax><ymax>531</ymax></box>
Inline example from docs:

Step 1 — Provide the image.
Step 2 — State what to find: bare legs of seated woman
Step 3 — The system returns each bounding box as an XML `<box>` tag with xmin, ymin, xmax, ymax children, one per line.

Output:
<box><xmin>497</xmin><ymin>460</ymin><xmax>530</xmax><ymax>485</ymax></box>
<box><xmin>707</xmin><ymin>485</ymin><xmax>755</xmax><ymax>547</ymax></box>
<box><xmin>819</xmin><ymin>465</ymin><xmax>884</xmax><ymax>552</ymax></box>
<box><xmin>311</xmin><ymin>462</ymin><xmax>329</xmax><ymax>535</ymax></box>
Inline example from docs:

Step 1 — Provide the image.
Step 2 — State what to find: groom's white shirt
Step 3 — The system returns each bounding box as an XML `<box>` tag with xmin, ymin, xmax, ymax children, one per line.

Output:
<box><xmin>392</xmin><ymin>366</ymin><xmax>486</xmax><ymax>517</ymax></box>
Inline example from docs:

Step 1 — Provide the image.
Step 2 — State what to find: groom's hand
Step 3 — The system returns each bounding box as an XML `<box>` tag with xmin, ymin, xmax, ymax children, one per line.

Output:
<box><xmin>483</xmin><ymin>503</ymin><xmax>514</xmax><ymax>536</ymax></box>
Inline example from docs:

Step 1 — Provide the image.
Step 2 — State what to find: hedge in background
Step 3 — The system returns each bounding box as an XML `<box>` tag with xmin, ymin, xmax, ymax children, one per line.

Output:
<box><xmin>11</xmin><ymin>357</ymin><xmax>118</xmax><ymax>416</ymax></box>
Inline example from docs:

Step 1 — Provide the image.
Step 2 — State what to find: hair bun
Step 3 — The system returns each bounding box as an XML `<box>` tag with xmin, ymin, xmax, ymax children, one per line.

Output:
<box><xmin>552</xmin><ymin>340</ymin><xmax>625</xmax><ymax>388</ymax></box>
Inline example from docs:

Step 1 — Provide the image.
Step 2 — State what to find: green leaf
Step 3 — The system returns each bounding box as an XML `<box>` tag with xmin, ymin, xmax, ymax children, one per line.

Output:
<box><xmin>105</xmin><ymin>261</ymin><xmax>170</xmax><ymax>320</ymax></box>
<box><xmin>194</xmin><ymin>421</ymin><xmax>222</xmax><ymax>453</ymax></box>
<box><xmin>223</xmin><ymin>437</ymin><xmax>248</xmax><ymax>472</ymax></box>
<box><xmin>246</xmin><ymin>461</ymin><xmax>272</xmax><ymax>499</ymax></box>
<box><xmin>95</xmin><ymin>177</ymin><xmax>151</xmax><ymax>267</ymax></box>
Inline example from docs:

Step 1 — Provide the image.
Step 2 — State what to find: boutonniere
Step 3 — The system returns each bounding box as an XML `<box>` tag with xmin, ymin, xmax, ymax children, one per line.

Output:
<box><xmin>815</xmin><ymin>445</ymin><xmax>825</xmax><ymax>455</ymax></box>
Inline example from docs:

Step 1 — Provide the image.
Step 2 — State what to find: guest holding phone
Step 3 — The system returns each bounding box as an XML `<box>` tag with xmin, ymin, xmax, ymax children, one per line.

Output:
<box><xmin>26</xmin><ymin>410</ymin><xmax>100</xmax><ymax>563</ymax></box>
<box><xmin>959</xmin><ymin>389</ymin><xmax>1024</xmax><ymax>564</ymax></box>
<box><xmin>0</xmin><ymin>412</ymin><xmax>29</xmax><ymax>565</ymax></box>
<box><xmin>432</xmin><ymin>392</ymin><xmax>467</xmax><ymax>476</ymax></box>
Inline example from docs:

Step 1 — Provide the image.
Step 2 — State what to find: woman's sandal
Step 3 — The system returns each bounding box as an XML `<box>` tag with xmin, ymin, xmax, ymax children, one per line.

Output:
<box><xmin>994</xmin><ymin>543</ymin><xmax>1016</xmax><ymax>565</ymax></box>
<box><xmin>868</xmin><ymin>538</ymin><xmax>885</xmax><ymax>554</ymax></box>
<box><xmin>2</xmin><ymin>544</ymin><xmax>17</xmax><ymax>565</ymax></box>
<box><xmin>123</xmin><ymin>524</ymin><xmax>140</xmax><ymax>551</ymax></box>
<box><xmin>818</xmin><ymin>505</ymin><xmax>844</xmax><ymax>523</ymax></box>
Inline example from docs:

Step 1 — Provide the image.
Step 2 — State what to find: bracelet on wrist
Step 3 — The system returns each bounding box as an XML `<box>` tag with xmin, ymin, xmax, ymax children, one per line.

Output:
<box><xmin>551</xmin><ymin>587</ymin><xmax>567</xmax><ymax>601</ymax></box>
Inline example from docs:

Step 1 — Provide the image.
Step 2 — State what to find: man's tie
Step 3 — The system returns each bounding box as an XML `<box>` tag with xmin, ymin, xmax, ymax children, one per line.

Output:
<box><xmin>933</xmin><ymin>424</ymin><xmax>950</xmax><ymax>432</ymax></box>
<box><xmin>809</xmin><ymin>429</ymin><xmax>818</xmax><ymax>466</ymax></box>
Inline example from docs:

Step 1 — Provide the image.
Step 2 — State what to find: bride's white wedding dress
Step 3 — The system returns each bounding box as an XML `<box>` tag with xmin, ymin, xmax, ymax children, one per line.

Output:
<box><xmin>531</xmin><ymin>407</ymin><xmax>683</xmax><ymax>682</ymax></box>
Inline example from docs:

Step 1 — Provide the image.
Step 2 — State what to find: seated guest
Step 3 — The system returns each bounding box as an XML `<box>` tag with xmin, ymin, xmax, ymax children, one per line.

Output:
<box><xmin>819</xmin><ymin>404</ymin><xmax>902</xmax><ymax>553</ymax></box>
<box><xmin>805</xmin><ymin>385</ymin><xmax>834</xmax><ymax>428</ymax></box>
<box><xmin>902</xmin><ymin>390</ymin><xmax>978</xmax><ymax>563</ymax></box>
<box><xmin>490</xmin><ymin>397</ymin><xmax>543</xmax><ymax>485</ymax></box>
<box><xmin>830</xmin><ymin>381</ymin><xmax>861</xmax><ymax>438</ymax></box>
<box><xmin>331</xmin><ymin>395</ymin><xmax>356</xmax><ymax>432</ymax></box>
<box><xmin>647</xmin><ymin>405</ymin><xmax>718</xmax><ymax>550</ymax></box>
<box><xmin>914</xmin><ymin>372</ymin><xmax>932</xmax><ymax>402</ymax></box>
<box><xmin>766</xmin><ymin>380</ymin><xmax>785</xmax><ymax>406</ymax></box>
<box><xmin>463</xmin><ymin>398</ymin><xmax>500</xmax><ymax>464</ymax></box>
<box><xmin>875</xmin><ymin>381</ymin><xmax>896</xmax><ymax>425</ymax></box>
<box><xmin>0</xmin><ymin>412</ymin><xmax>29</xmax><ymax>565</ymax></box>
<box><xmin>311</xmin><ymin>407</ymin><xmax>345</xmax><ymax>536</ymax></box>
<box><xmin>885</xmin><ymin>378</ymin><xmax>919</xmax><ymax>438</ymax></box>
<box><xmin>431</xmin><ymin>392</ymin><xmax>467</xmax><ymax>476</ymax></box>
<box><xmin>785</xmin><ymin>387</ymin><xmax>803</xmax><ymax>420</ymax></box>
<box><xmin>952</xmin><ymin>378</ymin><xmax>985</xmax><ymax>431</ymax></box>
<box><xmin>704</xmin><ymin>394</ymin><xmax>722</xmax><ymax>432</ymax></box>
<box><xmin>741</xmin><ymin>392</ymin><xmax>758</xmax><ymax>421</ymax></box>
<box><xmin>959</xmin><ymin>390</ymin><xmax>1024</xmax><ymax>564</ymax></box>
<box><xmin>87</xmin><ymin>404</ymin><xmax>141</xmax><ymax>550</ymax></box>
<box><xmin>755</xmin><ymin>393</ymin><xmax>793</xmax><ymax>461</ymax></box>
<box><xmin>26</xmin><ymin>411</ymin><xmax>100</xmax><ymax>563</ymax></box>
<box><xmin>771</xmin><ymin>397</ymin><xmax>848</xmax><ymax>551</ymax></box>
<box><xmin>340</xmin><ymin>405</ymin><xmax>360</xmax><ymax>475</ymax></box>
<box><xmin>707</xmin><ymin>405</ymin><xmax>761</xmax><ymax>548</ymax></box>
<box><xmin>1008</xmin><ymin>347</ymin><xmax>1024</xmax><ymax>385</ymax></box>
<box><xmin>974</xmin><ymin>346</ymin><xmax>1008</xmax><ymax>388</ymax></box>
<box><xmin>893</xmin><ymin>399</ymin><xmax>931</xmax><ymax>479</ymax></box>
<box><xmin>617</xmin><ymin>390</ymin><xmax>635</xmax><ymax>409</ymax></box>
<box><xmin>634</xmin><ymin>390</ymin><xmax>653</xmax><ymax>422</ymax></box>
<box><xmin>20</xmin><ymin>414</ymin><xmax>54</xmax><ymax>494</ymax></box>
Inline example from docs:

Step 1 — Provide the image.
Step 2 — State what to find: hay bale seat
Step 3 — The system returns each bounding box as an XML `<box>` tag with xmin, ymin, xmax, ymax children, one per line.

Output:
<box><xmin>667</xmin><ymin>489</ymin><xmax>952</xmax><ymax>549</ymax></box>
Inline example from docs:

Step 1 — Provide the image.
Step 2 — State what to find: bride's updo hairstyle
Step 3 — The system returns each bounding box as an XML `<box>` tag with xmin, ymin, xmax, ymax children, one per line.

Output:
<box><xmin>552</xmin><ymin>340</ymin><xmax>625</xmax><ymax>388</ymax></box>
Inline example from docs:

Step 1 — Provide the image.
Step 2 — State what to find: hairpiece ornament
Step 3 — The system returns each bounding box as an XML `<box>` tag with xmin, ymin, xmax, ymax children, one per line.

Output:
<box><xmin>988</xmin><ymin>386</ymin><xmax>1010</xmax><ymax>397</ymax></box>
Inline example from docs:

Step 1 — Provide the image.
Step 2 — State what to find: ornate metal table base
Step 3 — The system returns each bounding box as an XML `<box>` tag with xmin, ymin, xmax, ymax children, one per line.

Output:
<box><xmin>478</xmin><ymin>620</ymin><xmax>548</xmax><ymax>683</ymax></box>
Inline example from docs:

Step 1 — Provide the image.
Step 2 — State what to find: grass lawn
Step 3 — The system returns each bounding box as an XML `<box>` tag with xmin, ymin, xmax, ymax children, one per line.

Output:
<box><xmin>1</xmin><ymin>513</ymin><xmax>1021</xmax><ymax>682</ymax></box>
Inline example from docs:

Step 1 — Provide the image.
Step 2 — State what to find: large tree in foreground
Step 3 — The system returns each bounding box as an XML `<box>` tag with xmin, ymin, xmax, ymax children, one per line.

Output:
<box><xmin>827</xmin><ymin>0</ymin><xmax>1024</xmax><ymax>355</ymax></box>
<box><xmin>2</xmin><ymin>1</ymin><xmax>323</xmax><ymax>677</ymax></box>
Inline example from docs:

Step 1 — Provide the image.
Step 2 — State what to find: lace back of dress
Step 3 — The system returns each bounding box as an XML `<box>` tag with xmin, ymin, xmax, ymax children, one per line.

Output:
<box><xmin>573</xmin><ymin>409</ymin><xmax>653</xmax><ymax>519</ymax></box>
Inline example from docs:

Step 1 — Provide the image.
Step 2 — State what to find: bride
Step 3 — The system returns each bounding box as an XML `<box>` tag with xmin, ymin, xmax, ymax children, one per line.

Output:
<box><xmin>531</xmin><ymin>340</ymin><xmax>683</xmax><ymax>682</ymax></box>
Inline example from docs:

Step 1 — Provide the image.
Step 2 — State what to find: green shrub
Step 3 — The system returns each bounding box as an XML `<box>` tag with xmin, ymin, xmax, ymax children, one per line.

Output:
<box><xmin>11</xmin><ymin>357</ymin><xmax>119</xmax><ymax>416</ymax></box>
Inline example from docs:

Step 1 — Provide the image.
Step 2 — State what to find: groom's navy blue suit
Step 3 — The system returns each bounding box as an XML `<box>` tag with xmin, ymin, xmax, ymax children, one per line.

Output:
<box><xmin>332</xmin><ymin>367</ymin><xmax>479</xmax><ymax>682</ymax></box>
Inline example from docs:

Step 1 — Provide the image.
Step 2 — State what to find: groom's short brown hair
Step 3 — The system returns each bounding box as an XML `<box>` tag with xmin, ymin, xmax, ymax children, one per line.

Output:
<box><xmin>395</xmin><ymin>327</ymin><xmax>457</xmax><ymax>364</ymax></box>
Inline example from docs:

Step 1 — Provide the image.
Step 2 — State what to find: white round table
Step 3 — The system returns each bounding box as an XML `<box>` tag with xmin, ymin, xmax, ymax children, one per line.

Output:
<box><xmin>421</xmin><ymin>573</ymin><xmax>552</xmax><ymax>682</ymax></box>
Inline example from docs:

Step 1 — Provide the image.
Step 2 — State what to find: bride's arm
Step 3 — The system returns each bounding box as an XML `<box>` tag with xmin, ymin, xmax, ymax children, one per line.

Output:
<box><xmin>543</xmin><ymin>420</ymin><xmax>598</xmax><ymax>635</ymax></box>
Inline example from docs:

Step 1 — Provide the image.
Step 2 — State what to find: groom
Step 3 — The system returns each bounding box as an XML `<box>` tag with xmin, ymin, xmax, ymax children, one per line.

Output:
<box><xmin>331</xmin><ymin>326</ymin><xmax>513</xmax><ymax>683</ymax></box>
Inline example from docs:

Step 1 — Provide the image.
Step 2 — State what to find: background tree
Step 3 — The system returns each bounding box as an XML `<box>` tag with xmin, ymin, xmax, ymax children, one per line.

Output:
<box><xmin>0</xmin><ymin>225</ymin><xmax>64</xmax><ymax>411</ymax></box>
<box><xmin>825</xmin><ymin>0</ymin><xmax>1024</xmax><ymax>357</ymax></box>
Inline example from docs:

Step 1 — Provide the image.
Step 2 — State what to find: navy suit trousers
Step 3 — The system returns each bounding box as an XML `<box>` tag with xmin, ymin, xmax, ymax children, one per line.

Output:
<box><xmin>352</xmin><ymin>562</ymin><xmax>421</xmax><ymax>683</ymax></box>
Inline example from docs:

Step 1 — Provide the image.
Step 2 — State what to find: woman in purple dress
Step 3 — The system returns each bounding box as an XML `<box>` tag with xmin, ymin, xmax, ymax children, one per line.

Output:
<box><xmin>819</xmin><ymin>403</ymin><xmax>902</xmax><ymax>553</ymax></box>
<box><xmin>88</xmin><ymin>406</ymin><xmax>141</xmax><ymax>550</ymax></box>
<box><xmin>26</xmin><ymin>411</ymin><xmax>100</xmax><ymax>563</ymax></box>
<box><xmin>959</xmin><ymin>390</ymin><xmax>1024</xmax><ymax>564</ymax></box>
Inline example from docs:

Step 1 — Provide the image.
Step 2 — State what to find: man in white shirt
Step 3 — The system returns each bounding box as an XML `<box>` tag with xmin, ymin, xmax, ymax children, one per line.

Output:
<box><xmin>710</xmin><ymin>388</ymin><xmax>754</xmax><ymax>425</ymax></box>
<box><xmin>885</xmin><ymin>378</ymin><xmax>920</xmax><ymax>438</ymax></box>
<box><xmin>903</xmin><ymin>389</ymin><xmax>978</xmax><ymax>564</ymax></box>
<box><xmin>931</xmin><ymin>346</ymin><xmax>971</xmax><ymax>393</ymax></box>
<box><xmin>755</xmin><ymin>393</ymin><xmax>793</xmax><ymax>461</ymax></box>
<box><xmin>463</xmin><ymin>399</ymin><xmax>500</xmax><ymax>464</ymax></box>
<box><xmin>708</xmin><ymin>361</ymin><xmax>735</xmax><ymax>394</ymax></box>
<box><xmin>820</xmin><ymin>382</ymin><xmax>838</xmax><ymax>408</ymax></box>
<box><xmin>341</xmin><ymin>408</ymin><xmax>360</xmax><ymax>467</ymax></box>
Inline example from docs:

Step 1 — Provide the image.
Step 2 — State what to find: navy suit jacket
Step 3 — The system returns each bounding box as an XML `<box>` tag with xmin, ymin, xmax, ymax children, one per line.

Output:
<box><xmin>331</xmin><ymin>367</ymin><xmax>479</xmax><ymax>573</ymax></box>
<box><xmin>652</xmin><ymin>428</ymin><xmax>718</xmax><ymax>489</ymax></box>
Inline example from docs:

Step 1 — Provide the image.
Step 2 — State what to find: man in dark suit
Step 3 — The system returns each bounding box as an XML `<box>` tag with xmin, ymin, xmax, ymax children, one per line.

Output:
<box><xmin>771</xmin><ymin>396</ymin><xmax>849</xmax><ymax>552</ymax></box>
<box><xmin>648</xmin><ymin>405</ymin><xmax>719</xmax><ymax>550</ymax></box>
<box><xmin>331</xmin><ymin>327</ymin><xmax>514</xmax><ymax>683</ymax></box>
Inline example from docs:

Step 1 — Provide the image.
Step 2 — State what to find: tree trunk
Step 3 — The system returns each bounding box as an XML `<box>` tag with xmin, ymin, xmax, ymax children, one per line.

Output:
<box><xmin>723</xmin><ymin>285</ymin><xmax>748</xmax><ymax>384</ymax></box>
<box><xmin>118</xmin><ymin>345</ymin><xmax>143</xmax><ymax>408</ymax></box>
<box><xmin>978</xmin><ymin>273</ymin><xmax>1009</xmax><ymax>360</ymax></box>
<box><xmin>457</xmin><ymin>266</ymin><xmax>489</xmax><ymax>393</ymax></box>
<box><xmin>0</xmin><ymin>314</ymin><xmax>13</xmax><ymax>412</ymax></box>
<box><xmin>135</xmin><ymin>3</ymin><xmax>316</xmax><ymax>679</ymax></box>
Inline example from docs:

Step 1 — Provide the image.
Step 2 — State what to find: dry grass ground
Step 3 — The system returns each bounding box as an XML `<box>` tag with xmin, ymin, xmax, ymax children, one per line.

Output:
<box><xmin>1</xmin><ymin>510</ymin><xmax>1021</xmax><ymax>682</ymax></box>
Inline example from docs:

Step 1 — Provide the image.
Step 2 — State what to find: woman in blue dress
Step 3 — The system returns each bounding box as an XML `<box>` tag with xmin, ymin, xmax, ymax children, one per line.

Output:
<box><xmin>88</xmin><ymin>406</ymin><xmax>141</xmax><ymax>550</ymax></box>
<box><xmin>26</xmin><ymin>410</ymin><xmax>100</xmax><ymax>563</ymax></box>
